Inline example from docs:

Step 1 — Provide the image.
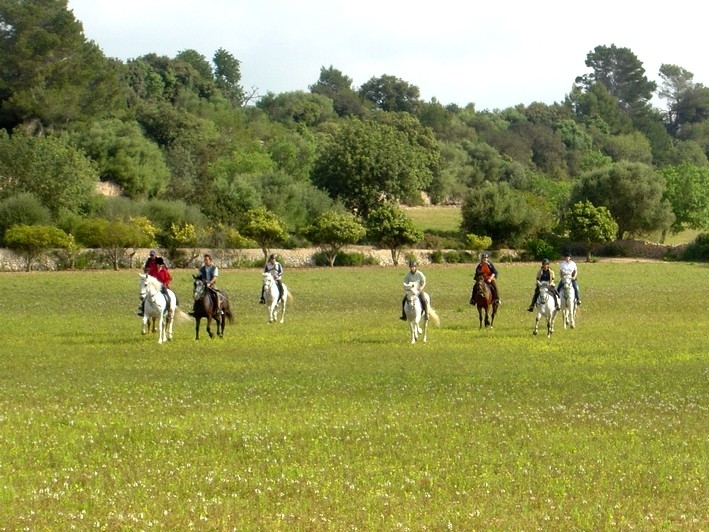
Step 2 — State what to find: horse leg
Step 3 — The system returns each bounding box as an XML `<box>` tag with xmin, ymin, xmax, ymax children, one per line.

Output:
<box><xmin>206</xmin><ymin>316</ymin><xmax>214</xmax><ymax>339</ymax></box>
<box><xmin>422</xmin><ymin>318</ymin><xmax>428</xmax><ymax>343</ymax></box>
<box><xmin>484</xmin><ymin>306</ymin><xmax>491</xmax><ymax>327</ymax></box>
<box><xmin>477</xmin><ymin>307</ymin><xmax>484</xmax><ymax>329</ymax></box>
<box><xmin>279</xmin><ymin>299</ymin><xmax>286</xmax><ymax>324</ymax></box>
<box><xmin>533</xmin><ymin>316</ymin><xmax>540</xmax><ymax>335</ymax></box>
<box><xmin>141</xmin><ymin>315</ymin><xmax>148</xmax><ymax>335</ymax></box>
<box><xmin>195</xmin><ymin>317</ymin><xmax>201</xmax><ymax>340</ymax></box>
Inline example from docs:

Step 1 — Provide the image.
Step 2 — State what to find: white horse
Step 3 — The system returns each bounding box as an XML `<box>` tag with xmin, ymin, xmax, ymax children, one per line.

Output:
<box><xmin>262</xmin><ymin>271</ymin><xmax>291</xmax><ymax>324</ymax></box>
<box><xmin>532</xmin><ymin>281</ymin><xmax>558</xmax><ymax>338</ymax></box>
<box><xmin>559</xmin><ymin>272</ymin><xmax>577</xmax><ymax>329</ymax></box>
<box><xmin>139</xmin><ymin>273</ymin><xmax>176</xmax><ymax>344</ymax></box>
<box><xmin>403</xmin><ymin>282</ymin><xmax>440</xmax><ymax>344</ymax></box>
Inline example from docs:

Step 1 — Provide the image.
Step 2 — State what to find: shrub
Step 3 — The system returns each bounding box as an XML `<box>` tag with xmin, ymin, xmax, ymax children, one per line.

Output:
<box><xmin>682</xmin><ymin>233</ymin><xmax>709</xmax><ymax>261</ymax></box>
<box><xmin>312</xmin><ymin>251</ymin><xmax>378</xmax><ymax>267</ymax></box>
<box><xmin>524</xmin><ymin>238</ymin><xmax>558</xmax><ymax>262</ymax></box>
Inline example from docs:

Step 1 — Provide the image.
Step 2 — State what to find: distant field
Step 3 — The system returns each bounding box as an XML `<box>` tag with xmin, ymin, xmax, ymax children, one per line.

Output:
<box><xmin>0</xmin><ymin>263</ymin><xmax>706</xmax><ymax>529</ymax></box>
<box><xmin>405</xmin><ymin>205</ymin><xmax>702</xmax><ymax>245</ymax></box>
<box><xmin>404</xmin><ymin>205</ymin><xmax>462</xmax><ymax>233</ymax></box>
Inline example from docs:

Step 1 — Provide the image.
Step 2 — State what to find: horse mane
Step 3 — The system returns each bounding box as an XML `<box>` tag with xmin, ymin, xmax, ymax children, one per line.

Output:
<box><xmin>143</xmin><ymin>274</ymin><xmax>162</xmax><ymax>289</ymax></box>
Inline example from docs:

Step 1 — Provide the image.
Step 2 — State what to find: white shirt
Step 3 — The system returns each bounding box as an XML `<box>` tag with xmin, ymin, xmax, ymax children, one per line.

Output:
<box><xmin>559</xmin><ymin>259</ymin><xmax>577</xmax><ymax>279</ymax></box>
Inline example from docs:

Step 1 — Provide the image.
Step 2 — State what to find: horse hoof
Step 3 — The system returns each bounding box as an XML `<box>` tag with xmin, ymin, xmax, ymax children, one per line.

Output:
<box><xmin>533</xmin><ymin>331</ymin><xmax>538</xmax><ymax>335</ymax></box>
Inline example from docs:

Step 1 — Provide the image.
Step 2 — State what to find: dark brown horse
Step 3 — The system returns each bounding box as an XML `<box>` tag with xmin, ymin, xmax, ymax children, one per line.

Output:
<box><xmin>192</xmin><ymin>277</ymin><xmax>234</xmax><ymax>339</ymax></box>
<box><xmin>472</xmin><ymin>273</ymin><xmax>499</xmax><ymax>329</ymax></box>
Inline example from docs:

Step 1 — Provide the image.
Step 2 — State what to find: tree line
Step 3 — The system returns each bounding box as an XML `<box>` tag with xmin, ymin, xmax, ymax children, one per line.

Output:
<box><xmin>2</xmin><ymin>0</ymin><xmax>709</xmax><ymax>270</ymax></box>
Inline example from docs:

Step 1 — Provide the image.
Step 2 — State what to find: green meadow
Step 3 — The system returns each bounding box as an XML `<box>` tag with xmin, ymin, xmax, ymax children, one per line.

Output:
<box><xmin>0</xmin><ymin>262</ymin><xmax>706</xmax><ymax>530</ymax></box>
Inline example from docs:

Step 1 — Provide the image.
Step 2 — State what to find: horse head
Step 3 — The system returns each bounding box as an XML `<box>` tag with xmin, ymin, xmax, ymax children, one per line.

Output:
<box><xmin>537</xmin><ymin>281</ymin><xmax>550</xmax><ymax>304</ymax></box>
<box><xmin>193</xmin><ymin>276</ymin><xmax>206</xmax><ymax>301</ymax></box>
<box><xmin>403</xmin><ymin>281</ymin><xmax>420</xmax><ymax>298</ymax></box>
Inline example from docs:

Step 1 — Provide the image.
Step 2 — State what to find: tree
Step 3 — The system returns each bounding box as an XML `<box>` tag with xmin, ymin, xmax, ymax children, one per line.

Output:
<box><xmin>0</xmin><ymin>192</ymin><xmax>52</xmax><ymax>243</ymax></box>
<box><xmin>305</xmin><ymin>211</ymin><xmax>366</xmax><ymax>267</ymax></box>
<box><xmin>565</xmin><ymin>200</ymin><xmax>618</xmax><ymax>261</ymax></box>
<box><xmin>309</xmin><ymin>65</ymin><xmax>365</xmax><ymax>117</ymax></box>
<box><xmin>213</xmin><ymin>48</ymin><xmax>245</xmax><ymax>106</ymax></box>
<box><xmin>70</xmin><ymin>119</ymin><xmax>171</xmax><ymax>199</ymax></box>
<box><xmin>74</xmin><ymin>218</ymin><xmax>153</xmax><ymax>270</ymax></box>
<box><xmin>571</xmin><ymin>162</ymin><xmax>674</xmax><ymax>239</ymax></box>
<box><xmin>311</xmin><ymin>117</ymin><xmax>437</xmax><ymax>217</ymax></box>
<box><xmin>359</xmin><ymin>74</ymin><xmax>421</xmax><ymax>113</ymax></box>
<box><xmin>575</xmin><ymin>44</ymin><xmax>656</xmax><ymax>109</ymax></box>
<box><xmin>660</xmin><ymin>163</ymin><xmax>709</xmax><ymax>240</ymax></box>
<box><xmin>0</xmin><ymin>0</ymin><xmax>125</xmax><ymax>131</ymax></box>
<box><xmin>240</xmin><ymin>207</ymin><xmax>288</xmax><ymax>261</ymax></box>
<box><xmin>460</xmin><ymin>182</ymin><xmax>542</xmax><ymax>247</ymax></box>
<box><xmin>366</xmin><ymin>204</ymin><xmax>423</xmax><ymax>266</ymax></box>
<box><xmin>0</xmin><ymin>131</ymin><xmax>98</xmax><ymax>216</ymax></box>
<box><xmin>4</xmin><ymin>224</ymin><xmax>71</xmax><ymax>271</ymax></box>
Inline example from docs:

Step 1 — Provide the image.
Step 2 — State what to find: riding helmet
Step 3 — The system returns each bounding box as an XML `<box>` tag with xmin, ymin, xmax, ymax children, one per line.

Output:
<box><xmin>481</xmin><ymin>252</ymin><xmax>489</xmax><ymax>258</ymax></box>
<box><xmin>542</xmin><ymin>258</ymin><xmax>549</xmax><ymax>265</ymax></box>
<box><xmin>408</xmin><ymin>261</ymin><xmax>417</xmax><ymax>267</ymax></box>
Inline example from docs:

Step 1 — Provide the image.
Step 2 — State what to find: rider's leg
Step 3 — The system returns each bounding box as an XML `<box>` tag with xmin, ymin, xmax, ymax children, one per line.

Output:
<box><xmin>419</xmin><ymin>293</ymin><xmax>428</xmax><ymax>315</ymax></box>
<box><xmin>490</xmin><ymin>279</ymin><xmax>501</xmax><ymax>303</ymax></box>
<box><xmin>400</xmin><ymin>297</ymin><xmax>407</xmax><ymax>320</ymax></box>
<box><xmin>136</xmin><ymin>298</ymin><xmax>145</xmax><ymax>316</ymax></box>
<box><xmin>277</xmin><ymin>280</ymin><xmax>284</xmax><ymax>301</ymax></box>
<box><xmin>259</xmin><ymin>285</ymin><xmax>265</xmax><ymax>304</ymax></box>
<box><xmin>528</xmin><ymin>286</ymin><xmax>540</xmax><ymax>312</ymax></box>
<box><xmin>550</xmin><ymin>286</ymin><xmax>561</xmax><ymax>310</ymax></box>
<box><xmin>573</xmin><ymin>279</ymin><xmax>581</xmax><ymax>304</ymax></box>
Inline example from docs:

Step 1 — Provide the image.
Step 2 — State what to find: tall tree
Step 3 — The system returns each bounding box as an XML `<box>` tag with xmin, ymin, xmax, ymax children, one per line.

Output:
<box><xmin>0</xmin><ymin>0</ymin><xmax>125</xmax><ymax>130</ymax></box>
<box><xmin>309</xmin><ymin>65</ymin><xmax>365</xmax><ymax>117</ymax></box>
<box><xmin>305</xmin><ymin>211</ymin><xmax>366</xmax><ymax>267</ymax></box>
<box><xmin>575</xmin><ymin>44</ymin><xmax>656</xmax><ymax>109</ymax></box>
<box><xmin>213</xmin><ymin>48</ymin><xmax>245</xmax><ymax>106</ymax></box>
<box><xmin>660</xmin><ymin>163</ymin><xmax>709</xmax><ymax>240</ymax></box>
<box><xmin>359</xmin><ymin>74</ymin><xmax>421</xmax><ymax>114</ymax></box>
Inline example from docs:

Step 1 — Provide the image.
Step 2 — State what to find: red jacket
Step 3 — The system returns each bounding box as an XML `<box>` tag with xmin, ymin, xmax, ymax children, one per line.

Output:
<box><xmin>155</xmin><ymin>267</ymin><xmax>172</xmax><ymax>288</ymax></box>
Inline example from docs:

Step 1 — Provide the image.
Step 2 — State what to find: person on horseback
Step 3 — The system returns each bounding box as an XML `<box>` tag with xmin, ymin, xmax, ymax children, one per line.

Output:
<box><xmin>143</xmin><ymin>249</ymin><xmax>160</xmax><ymax>277</ymax></box>
<box><xmin>400</xmin><ymin>261</ymin><xmax>428</xmax><ymax>320</ymax></box>
<box><xmin>558</xmin><ymin>251</ymin><xmax>581</xmax><ymax>306</ymax></box>
<box><xmin>473</xmin><ymin>252</ymin><xmax>501</xmax><ymax>304</ymax></box>
<box><xmin>191</xmin><ymin>253</ymin><xmax>223</xmax><ymax>316</ymax></box>
<box><xmin>137</xmin><ymin>256</ymin><xmax>173</xmax><ymax>317</ymax></box>
<box><xmin>528</xmin><ymin>258</ymin><xmax>560</xmax><ymax>312</ymax></box>
<box><xmin>260</xmin><ymin>254</ymin><xmax>284</xmax><ymax>303</ymax></box>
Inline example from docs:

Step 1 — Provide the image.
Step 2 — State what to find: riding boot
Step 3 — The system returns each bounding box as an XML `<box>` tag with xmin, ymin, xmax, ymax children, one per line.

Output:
<box><xmin>469</xmin><ymin>291</ymin><xmax>475</xmax><ymax>305</ymax></box>
<box><xmin>136</xmin><ymin>299</ymin><xmax>145</xmax><ymax>316</ymax></box>
<box><xmin>400</xmin><ymin>299</ymin><xmax>406</xmax><ymax>320</ymax></box>
<box><xmin>259</xmin><ymin>286</ymin><xmax>265</xmax><ymax>304</ymax></box>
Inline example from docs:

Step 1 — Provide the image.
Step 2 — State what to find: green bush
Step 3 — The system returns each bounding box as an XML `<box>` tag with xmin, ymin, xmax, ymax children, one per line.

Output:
<box><xmin>682</xmin><ymin>233</ymin><xmax>709</xmax><ymax>261</ymax></box>
<box><xmin>312</xmin><ymin>251</ymin><xmax>378</xmax><ymax>267</ymax></box>
<box><xmin>524</xmin><ymin>238</ymin><xmax>558</xmax><ymax>261</ymax></box>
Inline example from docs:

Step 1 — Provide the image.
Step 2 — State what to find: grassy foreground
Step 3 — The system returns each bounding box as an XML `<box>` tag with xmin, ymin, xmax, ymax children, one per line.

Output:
<box><xmin>0</xmin><ymin>262</ymin><xmax>707</xmax><ymax>530</ymax></box>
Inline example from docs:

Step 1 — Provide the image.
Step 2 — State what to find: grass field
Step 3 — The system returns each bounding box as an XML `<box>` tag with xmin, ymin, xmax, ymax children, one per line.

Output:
<box><xmin>0</xmin><ymin>262</ymin><xmax>707</xmax><ymax>530</ymax></box>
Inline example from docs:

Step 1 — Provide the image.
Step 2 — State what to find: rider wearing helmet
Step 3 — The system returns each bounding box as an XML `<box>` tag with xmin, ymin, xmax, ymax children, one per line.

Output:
<box><xmin>528</xmin><ymin>258</ymin><xmax>560</xmax><ymax>312</ymax></box>
<box><xmin>473</xmin><ymin>252</ymin><xmax>501</xmax><ymax>304</ymax></box>
<box><xmin>400</xmin><ymin>260</ymin><xmax>428</xmax><ymax>320</ymax></box>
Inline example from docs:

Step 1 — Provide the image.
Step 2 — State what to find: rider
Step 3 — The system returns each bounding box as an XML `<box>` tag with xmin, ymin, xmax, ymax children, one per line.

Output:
<box><xmin>260</xmin><ymin>254</ymin><xmax>284</xmax><ymax>303</ymax></box>
<box><xmin>143</xmin><ymin>249</ymin><xmax>160</xmax><ymax>277</ymax></box>
<box><xmin>135</xmin><ymin>256</ymin><xmax>177</xmax><ymax>316</ymax></box>
<box><xmin>528</xmin><ymin>258</ymin><xmax>560</xmax><ymax>312</ymax></box>
<box><xmin>191</xmin><ymin>253</ymin><xmax>223</xmax><ymax>316</ymax></box>
<box><xmin>557</xmin><ymin>251</ymin><xmax>581</xmax><ymax>306</ymax></box>
<box><xmin>472</xmin><ymin>252</ymin><xmax>501</xmax><ymax>304</ymax></box>
<box><xmin>400</xmin><ymin>260</ymin><xmax>428</xmax><ymax>320</ymax></box>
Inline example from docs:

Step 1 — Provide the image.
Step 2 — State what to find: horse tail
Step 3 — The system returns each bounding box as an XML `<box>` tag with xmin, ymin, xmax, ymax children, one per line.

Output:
<box><xmin>223</xmin><ymin>306</ymin><xmax>235</xmax><ymax>324</ymax></box>
<box><xmin>427</xmin><ymin>306</ymin><xmax>441</xmax><ymax>327</ymax></box>
<box><xmin>173</xmin><ymin>309</ymin><xmax>192</xmax><ymax>324</ymax></box>
<box><xmin>286</xmin><ymin>291</ymin><xmax>294</xmax><ymax>304</ymax></box>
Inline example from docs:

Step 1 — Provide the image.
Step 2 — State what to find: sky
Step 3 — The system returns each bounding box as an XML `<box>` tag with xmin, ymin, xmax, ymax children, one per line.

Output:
<box><xmin>67</xmin><ymin>0</ymin><xmax>707</xmax><ymax>111</ymax></box>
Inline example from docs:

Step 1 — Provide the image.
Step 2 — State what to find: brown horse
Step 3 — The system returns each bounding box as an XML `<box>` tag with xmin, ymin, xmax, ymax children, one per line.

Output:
<box><xmin>471</xmin><ymin>273</ymin><xmax>499</xmax><ymax>329</ymax></box>
<box><xmin>192</xmin><ymin>277</ymin><xmax>234</xmax><ymax>339</ymax></box>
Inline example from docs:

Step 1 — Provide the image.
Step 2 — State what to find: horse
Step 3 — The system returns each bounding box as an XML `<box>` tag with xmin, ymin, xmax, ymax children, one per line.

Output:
<box><xmin>262</xmin><ymin>272</ymin><xmax>292</xmax><ymax>324</ymax></box>
<box><xmin>532</xmin><ymin>280</ymin><xmax>558</xmax><ymax>338</ymax></box>
<box><xmin>472</xmin><ymin>273</ymin><xmax>499</xmax><ymax>329</ymax></box>
<box><xmin>403</xmin><ymin>282</ymin><xmax>440</xmax><ymax>344</ymax></box>
<box><xmin>192</xmin><ymin>277</ymin><xmax>234</xmax><ymax>339</ymax></box>
<box><xmin>559</xmin><ymin>272</ymin><xmax>577</xmax><ymax>330</ymax></box>
<box><xmin>138</xmin><ymin>273</ymin><xmax>175</xmax><ymax>344</ymax></box>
